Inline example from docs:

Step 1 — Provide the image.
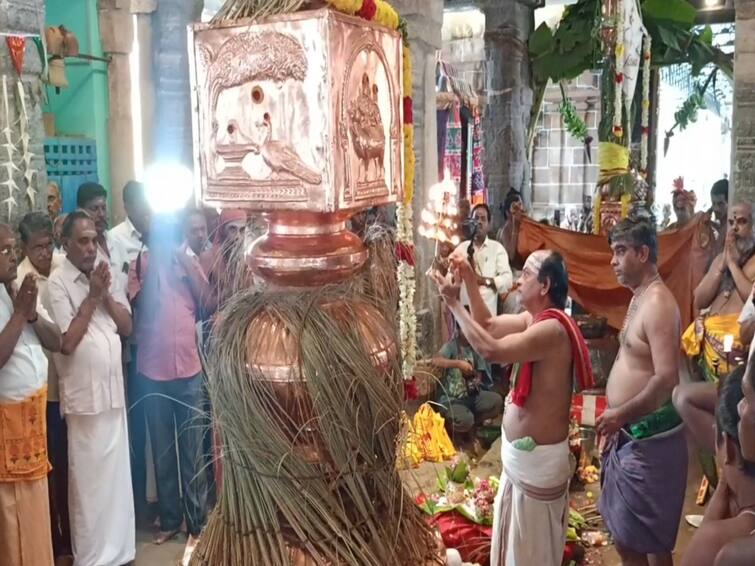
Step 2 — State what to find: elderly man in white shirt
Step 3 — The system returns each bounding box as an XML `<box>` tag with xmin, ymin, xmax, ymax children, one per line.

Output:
<box><xmin>453</xmin><ymin>203</ymin><xmax>513</xmax><ymax>317</ymax></box>
<box><xmin>16</xmin><ymin>211</ymin><xmax>71</xmax><ymax>560</ymax></box>
<box><xmin>0</xmin><ymin>222</ymin><xmax>62</xmax><ymax>566</ymax></box>
<box><xmin>48</xmin><ymin>211</ymin><xmax>135</xmax><ymax>566</ymax></box>
<box><xmin>77</xmin><ymin>182</ymin><xmax>130</xmax><ymax>292</ymax></box>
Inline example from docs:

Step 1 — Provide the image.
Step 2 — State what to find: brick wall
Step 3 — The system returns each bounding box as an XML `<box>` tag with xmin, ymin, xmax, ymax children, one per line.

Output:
<box><xmin>531</xmin><ymin>70</ymin><xmax>601</xmax><ymax>222</ymax></box>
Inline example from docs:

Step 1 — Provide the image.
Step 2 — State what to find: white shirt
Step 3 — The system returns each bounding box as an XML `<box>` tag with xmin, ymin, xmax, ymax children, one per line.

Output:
<box><xmin>739</xmin><ymin>299</ymin><xmax>755</xmax><ymax>362</ymax></box>
<box><xmin>454</xmin><ymin>237</ymin><xmax>513</xmax><ymax>317</ymax></box>
<box><xmin>99</xmin><ymin>233</ymin><xmax>130</xmax><ymax>295</ymax></box>
<box><xmin>0</xmin><ymin>285</ymin><xmax>50</xmax><ymax>403</ymax></box>
<box><xmin>109</xmin><ymin>217</ymin><xmax>143</xmax><ymax>264</ymax></box>
<box><xmin>48</xmin><ymin>258</ymin><xmax>131</xmax><ymax>415</ymax></box>
<box><xmin>53</xmin><ymin>247</ymin><xmax>66</xmax><ymax>265</ymax></box>
<box><xmin>17</xmin><ymin>256</ymin><xmax>63</xmax><ymax>402</ymax></box>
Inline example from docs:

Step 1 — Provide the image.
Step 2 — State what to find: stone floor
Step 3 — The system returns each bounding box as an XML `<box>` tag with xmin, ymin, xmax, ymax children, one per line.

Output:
<box><xmin>134</xmin><ymin>438</ymin><xmax>704</xmax><ymax>566</ymax></box>
<box><xmin>134</xmin><ymin>528</ymin><xmax>186</xmax><ymax>566</ymax></box>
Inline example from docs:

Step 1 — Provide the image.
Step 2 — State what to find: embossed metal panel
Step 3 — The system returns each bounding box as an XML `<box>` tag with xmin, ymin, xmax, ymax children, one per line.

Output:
<box><xmin>188</xmin><ymin>8</ymin><xmax>403</xmax><ymax>213</ymax></box>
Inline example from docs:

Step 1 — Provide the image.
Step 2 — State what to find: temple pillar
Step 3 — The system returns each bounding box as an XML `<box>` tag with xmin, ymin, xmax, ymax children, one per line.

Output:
<box><xmin>151</xmin><ymin>0</ymin><xmax>202</xmax><ymax>165</ymax></box>
<box><xmin>98</xmin><ymin>0</ymin><xmax>136</xmax><ymax>223</ymax></box>
<box><xmin>732</xmin><ymin>0</ymin><xmax>755</xmax><ymax>204</ymax></box>
<box><xmin>479</xmin><ymin>0</ymin><xmax>537</xmax><ymax>215</ymax></box>
<box><xmin>393</xmin><ymin>0</ymin><xmax>444</xmax><ymax>352</ymax></box>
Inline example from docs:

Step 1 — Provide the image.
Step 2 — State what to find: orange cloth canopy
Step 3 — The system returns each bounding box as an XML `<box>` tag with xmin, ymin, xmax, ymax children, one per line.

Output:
<box><xmin>516</xmin><ymin>215</ymin><xmax>713</xmax><ymax>330</ymax></box>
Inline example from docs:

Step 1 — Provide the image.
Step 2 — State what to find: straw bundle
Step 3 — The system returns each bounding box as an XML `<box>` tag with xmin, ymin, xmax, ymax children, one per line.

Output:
<box><xmin>361</xmin><ymin>223</ymin><xmax>398</xmax><ymax>323</ymax></box>
<box><xmin>211</xmin><ymin>0</ymin><xmax>308</xmax><ymax>22</ymax></box>
<box><xmin>190</xmin><ymin>285</ymin><xmax>441</xmax><ymax>565</ymax></box>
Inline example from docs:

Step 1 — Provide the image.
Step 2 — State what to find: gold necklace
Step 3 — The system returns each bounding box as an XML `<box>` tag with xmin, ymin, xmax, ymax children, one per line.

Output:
<box><xmin>620</xmin><ymin>274</ymin><xmax>662</xmax><ymax>345</ymax></box>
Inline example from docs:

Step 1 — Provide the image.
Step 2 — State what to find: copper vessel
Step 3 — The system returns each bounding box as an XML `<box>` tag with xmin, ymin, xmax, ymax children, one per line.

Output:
<box><xmin>188</xmin><ymin>8</ymin><xmax>404</xmax><ymax>285</ymax></box>
<box><xmin>245</xmin><ymin>298</ymin><xmax>398</xmax><ymax>461</ymax></box>
<box><xmin>248</xmin><ymin>211</ymin><xmax>368</xmax><ymax>286</ymax></box>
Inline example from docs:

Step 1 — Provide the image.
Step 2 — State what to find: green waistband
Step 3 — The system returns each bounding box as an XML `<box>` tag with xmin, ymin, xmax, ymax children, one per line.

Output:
<box><xmin>627</xmin><ymin>400</ymin><xmax>682</xmax><ymax>440</ymax></box>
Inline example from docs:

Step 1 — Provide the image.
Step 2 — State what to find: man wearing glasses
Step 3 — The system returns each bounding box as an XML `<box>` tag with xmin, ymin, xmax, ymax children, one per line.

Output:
<box><xmin>16</xmin><ymin>212</ymin><xmax>70</xmax><ymax>563</ymax></box>
<box><xmin>0</xmin><ymin>220</ymin><xmax>62</xmax><ymax>565</ymax></box>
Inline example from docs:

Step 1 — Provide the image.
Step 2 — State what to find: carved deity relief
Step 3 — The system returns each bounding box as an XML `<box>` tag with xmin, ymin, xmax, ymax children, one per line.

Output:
<box><xmin>340</xmin><ymin>43</ymin><xmax>396</xmax><ymax>202</ymax></box>
<box><xmin>348</xmin><ymin>73</ymin><xmax>386</xmax><ymax>183</ymax></box>
<box><xmin>189</xmin><ymin>10</ymin><xmax>403</xmax><ymax>211</ymax></box>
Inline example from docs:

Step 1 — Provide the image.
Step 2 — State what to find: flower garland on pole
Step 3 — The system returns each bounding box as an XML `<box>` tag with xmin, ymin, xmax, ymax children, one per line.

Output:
<box><xmin>612</xmin><ymin>0</ymin><xmax>624</xmax><ymax>139</ymax></box>
<box><xmin>640</xmin><ymin>33</ymin><xmax>651</xmax><ymax>176</ymax></box>
<box><xmin>326</xmin><ymin>0</ymin><xmax>417</xmax><ymax>379</ymax></box>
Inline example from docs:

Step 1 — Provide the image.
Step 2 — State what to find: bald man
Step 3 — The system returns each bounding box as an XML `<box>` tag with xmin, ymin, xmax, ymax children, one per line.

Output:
<box><xmin>431</xmin><ymin>249</ymin><xmax>593</xmax><ymax>566</ymax></box>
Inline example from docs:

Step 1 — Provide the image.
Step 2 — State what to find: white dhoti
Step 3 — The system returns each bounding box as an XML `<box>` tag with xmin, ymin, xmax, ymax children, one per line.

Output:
<box><xmin>490</xmin><ymin>433</ymin><xmax>572</xmax><ymax>566</ymax></box>
<box><xmin>67</xmin><ymin>408</ymin><xmax>135</xmax><ymax>566</ymax></box>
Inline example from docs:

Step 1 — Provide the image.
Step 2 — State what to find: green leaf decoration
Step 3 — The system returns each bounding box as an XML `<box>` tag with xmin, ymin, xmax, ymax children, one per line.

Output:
<box><xmin>529</xmin><ymin>22</ymin><xmax>554</xmax><ymax>57</ymax></box>
<box><xmin>700</xmin><ymin>25</ymin><xmax>713</xmax><ymax>46</ymax></box>
<box><xmin>642</xmin><ymin>0</ymin><xmax>696</xmax><ymax>28</ymax></box>
<box><xmin>655</xmin><ymin>25</ymin><xmax>683</xmax><ymax>52</ymax></box>
<box><xmin>529</xmin><ymin>0</ymin><xmax>602</xmax><ymax>85</ymax></box>
<box><xmin>559</xmin><ymin>83</ymin><xmax>588</xmax><ymax>143</ymax></box>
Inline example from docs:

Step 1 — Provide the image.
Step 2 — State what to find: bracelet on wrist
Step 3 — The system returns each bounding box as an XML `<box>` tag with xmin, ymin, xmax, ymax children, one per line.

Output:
<box><xmin>27</xmin><ymin>313</ymin><xmax>38</xmax><ymax>324</ymax></box>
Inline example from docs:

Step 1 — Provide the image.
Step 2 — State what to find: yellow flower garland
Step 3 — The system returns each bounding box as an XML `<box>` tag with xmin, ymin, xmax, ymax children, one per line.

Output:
<box><xmin>402</xmin><ymin>46</ymin><xmax>412</xmax><ymax>97</ymax></box>
<box><xmin>328</xmin><ymin>0</ymin><xmax>360</xmax><ymax>14</ymax></box>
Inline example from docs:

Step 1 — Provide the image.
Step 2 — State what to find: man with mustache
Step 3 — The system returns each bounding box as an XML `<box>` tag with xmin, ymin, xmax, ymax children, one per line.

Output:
<box><xmin>599</xmin><ymin>217</ymin><xmax>686</xmax><ymax>566</ymax></box>
<box><xmin>677</xmin><ymin>204</ymin><xmax>755</xmax><ymax>484</ymax></box>
<box><xmin>431</xmin><ymin>250</ymin><xmax>593</xmax><ymax>565</ymax></box>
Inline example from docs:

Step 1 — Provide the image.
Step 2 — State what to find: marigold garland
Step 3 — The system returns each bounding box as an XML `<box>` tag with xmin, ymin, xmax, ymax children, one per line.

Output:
<box><xmin>328</xmin><ymin>0</ymin><xmax>359</xmax><ymax>14</ymax></box>
<box><xmin>326</xmin><ymin>0</ymin><xmax>417</xmax><ymax>379</ymax></box>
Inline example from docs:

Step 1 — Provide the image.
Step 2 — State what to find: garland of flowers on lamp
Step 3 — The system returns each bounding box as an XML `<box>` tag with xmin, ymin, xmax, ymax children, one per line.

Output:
<box><xmin>613</xmin><ymin>0</ymin><xmax>624</xmax><ymax>139</ymax></box>
<box><xmin>640</xmin><ymin>33</ymin><xmax>651</xmax><ymax>176</ymax></box>
<box><xmin>326</xmin><ymin>0</ymin><xmax>417</xmax><ymax>379</ymax></box>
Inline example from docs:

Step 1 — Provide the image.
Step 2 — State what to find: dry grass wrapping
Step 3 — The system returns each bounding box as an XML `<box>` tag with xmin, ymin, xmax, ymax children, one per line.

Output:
<box><xmin>211</xmin><ymin>0</ymin><xmax>309</xmax><ymax>22</ymax></box>
<box><xmin>361</xmin><ymin>223</ymin><xmax>398</xmax><ymax>323</ymax></box>
<box><xmin>190</xmin><ymin>285</ymin><xmax>441</xmax><ymax>565</ymax></box>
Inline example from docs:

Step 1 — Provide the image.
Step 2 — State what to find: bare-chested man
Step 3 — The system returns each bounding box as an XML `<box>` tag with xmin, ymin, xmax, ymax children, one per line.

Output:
<box><xmin>431</xmin><ymin>249</ymin><xmax>593</xmax><ymax>566</ymax></box>
<box><xmin>675</xmin><ymin>204</ymin><xmax>755</xmax><ymax>480</ymax></box>
<box><xmin>598</xmin><ymin>218</ymin><xmax>686</xmax><ymax>566</ymax></box>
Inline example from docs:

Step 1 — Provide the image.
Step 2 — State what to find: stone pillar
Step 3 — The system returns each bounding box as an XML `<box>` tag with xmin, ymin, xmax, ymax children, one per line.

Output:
<box><xmin>0</xmin><ymin>0</ymin><xmax>47</xmax><ymax>224</ymax></box>
<box><xmin>479</xmin><ymin>0</ymin><xmax>536</xmax><ymax>217</ymax></box>
<box><xmin>151</xmin><ymin>0</ymin><xmax>203</xmax><ymax>165</ymax></box>
<box><xmin>732</xmin><ymin>0</ymin><xmax>755</xmax><ymax>204</ymax></box>
<box><xmin>98</xmin><ymin>0</ymin><xmax>135</xmax><ymax>223</ymax></box>
<box><xmin>393</xmin><ymin>0</ymin><xmax>444</xmax><ymax>352</ymax></box>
